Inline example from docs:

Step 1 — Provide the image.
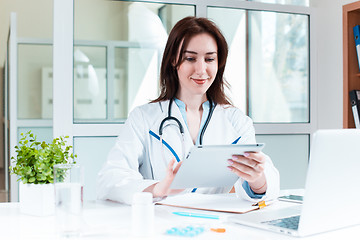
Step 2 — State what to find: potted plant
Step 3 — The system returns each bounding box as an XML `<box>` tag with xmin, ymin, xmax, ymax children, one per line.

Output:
<box><xmin>9</xmin><ymin>131</ymin><xmax>76</xmax><ymax>216</ymax></box>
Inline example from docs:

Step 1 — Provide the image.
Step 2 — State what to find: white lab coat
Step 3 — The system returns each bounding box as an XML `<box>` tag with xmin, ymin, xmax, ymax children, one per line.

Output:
<box><xmin>97</xmin><ymin>100</ymin><xmax>280</xmax><ymax>204</ymax></box>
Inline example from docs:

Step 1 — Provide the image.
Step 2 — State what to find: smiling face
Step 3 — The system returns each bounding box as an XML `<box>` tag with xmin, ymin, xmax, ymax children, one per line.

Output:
<box><xmin>176</xmin><ymin>33</ymin><xmax>218</xmax><ymax>101</ymax></box>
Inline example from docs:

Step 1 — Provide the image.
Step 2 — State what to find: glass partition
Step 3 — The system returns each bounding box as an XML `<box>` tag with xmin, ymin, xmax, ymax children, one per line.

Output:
<box><xmin>74</xmin><ymin>46</ymin><xmax>107</xmax><ymax>121</ymax></box>
<box><xmin>74</xmin><ymin>0</ymin><xmax>195</xmax><ymax>123</ymax></box>
<box><xmin>256</xmin><ymin>134</ymin><xmax>309</xmax><ymax>189</ymax></box>
<box><xmin>17</xmin><ymin>44</ymin><xmax>53</xmax><ymax>119</ymax></box>
<box><xmin>208</xmin><ymin>8</ymin><xmax>309</xmax><ymax>122</ymax></box>
<box><xmin>17</xmin><ymin>127</ymin><xmax>53</xmax><ymax>144</ymax></box>
<box><xmin>249</xmin><ymin>11</ymin><xmax>309</xmax><ymax>123</ymax></box>
<box><xmin>73</xmin><ymin>136</ymin><xmax>117</xmax><ymax>201</ymax></box>
<box><xmin>113</xmin><ymin>47</ymin><xmax>128</xmax><ymax>120</ymax></box>
<box><xmin>113</xmin><ymin>47</ymin><xmax>161</xmax><ymax>120</ymax></box>
<box><xmin>208</xmin><ymin>7</ymin><xmax>247</xmax><ymax>112</ymax></box>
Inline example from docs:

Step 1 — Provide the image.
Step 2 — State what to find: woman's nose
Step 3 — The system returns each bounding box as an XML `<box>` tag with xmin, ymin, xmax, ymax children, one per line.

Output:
<box><xmin>195</xmin><ymin>60</ymin><xmax>206</xmax><ymax>75</ymax></box>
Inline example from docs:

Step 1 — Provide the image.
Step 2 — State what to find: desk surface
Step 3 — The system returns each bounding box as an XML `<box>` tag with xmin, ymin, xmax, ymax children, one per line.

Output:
<box><xmin>1</xmin><ymin>190</ymin><xmax>360</xmax><ymax>239</ymax></box>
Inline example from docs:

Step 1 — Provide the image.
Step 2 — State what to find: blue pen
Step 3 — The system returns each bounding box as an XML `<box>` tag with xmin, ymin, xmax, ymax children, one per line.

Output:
<box><xmin>172</xmin><ymin>211</ymin><xmax>219</xmax><ymax>219</ymax></box>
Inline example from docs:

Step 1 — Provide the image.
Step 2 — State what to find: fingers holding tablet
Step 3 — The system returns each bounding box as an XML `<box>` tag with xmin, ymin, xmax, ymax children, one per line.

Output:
<box><xmin>228</xmin><ymin>152</ymin><xmax>265</xmax><ymax>172</ymax></box>
<box><xmin>227</xmin><ymin>151</ymin><xmax>267</xmax><ymax>193</ymax></box>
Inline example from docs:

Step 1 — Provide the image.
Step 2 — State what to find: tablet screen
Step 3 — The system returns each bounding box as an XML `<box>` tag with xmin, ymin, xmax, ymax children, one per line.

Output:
<box><xmin>170</xmin><ymin>143</ymin><xmax>265</xmax><ymax>189</ymax></box>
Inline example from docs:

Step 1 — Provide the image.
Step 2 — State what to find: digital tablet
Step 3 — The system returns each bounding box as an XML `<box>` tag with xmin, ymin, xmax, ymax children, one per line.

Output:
<box><xmin>170</xmin><ymin>143</ymin><xmax>265</xmax><ymax>189</ymax></box>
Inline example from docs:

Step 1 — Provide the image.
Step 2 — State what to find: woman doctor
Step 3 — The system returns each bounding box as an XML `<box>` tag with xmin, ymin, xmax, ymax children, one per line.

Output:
<box><xmin>97</xmin><ymin>16</ymin><xmax>280</xmax><ymax>204</ymax></box>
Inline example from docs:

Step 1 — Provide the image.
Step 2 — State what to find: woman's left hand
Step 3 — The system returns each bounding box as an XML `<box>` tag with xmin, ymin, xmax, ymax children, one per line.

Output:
<box><xmin>227</xmin><ymin>152</ymin><xmax>267</xmax><ymax>194</ymax></box>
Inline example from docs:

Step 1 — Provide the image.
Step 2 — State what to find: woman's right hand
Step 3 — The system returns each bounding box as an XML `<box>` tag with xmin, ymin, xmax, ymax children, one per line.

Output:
<box><xmin>144</xmin><ymin>158</ymin><xmax>183</xmax><ymax>198</ymax></box>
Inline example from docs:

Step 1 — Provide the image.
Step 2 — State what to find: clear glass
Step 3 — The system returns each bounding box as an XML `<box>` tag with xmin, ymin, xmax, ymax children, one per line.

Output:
<box><xmin>74</xmin><ymin>0</ymin><xmax>194</xmax><ymax>123</ymax></box>
<box><xmin>249</xmin><ymin>11</ymin><xmax>309</xmax><ymax>123</ymax></box>
<box><xmin>54</xmin><ymin>164</ymin><xmax>83</xmax><ymax>237</ymax></box>
<box><xmin>113</xmin><ymin>48</ymin><xmax>128</xmax><ymax>120</ymax></box>
<box><xmin>17</xmin><ymin>127</ymin><xmax>53</xmax><ymax>144</ymax></box>
<box><xmin>208</xmin><ymin>7</ymin><xmax>247</xmax><ymax>112</ymax></box>
<box><xmin>114</xmin><ymin>47</ymin><xmax>160</xmax><ymax>120</ymax></box>
<box><xmin>256</xmin><ymin>134</ymin><xmax>309</xmax><ymax>189</ymax></box>
<box><xmin>17</xmin><ymin>44</ymin><xmax>53</xmax><ymax>119</ymax></box>
<box><xmin>73</xmin><ymin>137</ymin><xmax>117</xmax><ymax>201</ymax></box>
<box><xmin>247</xmin><ymin>0</ymin><xmax>309</xmax><ymax>6</ymax></box>
<box><xmin>73</xmin><ymin>46</ymin><xmax>107</xmax><ymax>121</ymax></box>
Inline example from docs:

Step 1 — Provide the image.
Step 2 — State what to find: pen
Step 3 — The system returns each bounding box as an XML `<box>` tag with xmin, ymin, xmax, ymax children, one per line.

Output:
<box><xmin>172</xmin><ymin>211</ymin><xmax>220</xmax><ymax>219</ymax></box>
<box><xmin>252</xmin><ymin>200</ymin><xmax>275</xmax><ymax>209</ymax></box>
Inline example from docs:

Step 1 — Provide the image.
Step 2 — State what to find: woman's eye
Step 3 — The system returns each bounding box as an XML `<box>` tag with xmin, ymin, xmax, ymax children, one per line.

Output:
<box><xmin>206</xmin><ymin>58</ymin><xmax>215</xmax><ymax>62</ymax></box>
<box><xmin>185</xmin><ymin>57</ymin><xmax>195</xmax><ymax>62</ymax></box>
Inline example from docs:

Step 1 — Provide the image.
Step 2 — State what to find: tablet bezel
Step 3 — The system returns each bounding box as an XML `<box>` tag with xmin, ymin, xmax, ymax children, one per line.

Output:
<box><xmin>170</xmin><ymin>143</ymin><xmax>265</xmax><ymax>189</ymax></box>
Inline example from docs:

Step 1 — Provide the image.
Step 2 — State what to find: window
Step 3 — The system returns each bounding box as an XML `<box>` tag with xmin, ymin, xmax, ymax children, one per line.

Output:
<box><xmin>207</xmin><ymin>3</ymin><xmax>312</xmax><ymax>189</ymax></box>
<box><xmin>208</xmin><ymin>8</ymin><xmax>309</xmax><ymax>123</ymax></box>
<box><xmin>248</xmin><ymin>11</ymin><xmax>309</xmax><ymax>123</ymax></box>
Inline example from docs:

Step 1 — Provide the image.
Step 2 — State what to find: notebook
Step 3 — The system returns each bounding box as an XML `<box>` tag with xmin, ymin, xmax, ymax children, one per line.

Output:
<box><xmin>228</xmin><ymin>129</ymin><xmax>360</xmax><ymax>237</ymax></box>
<box><xmin>156</xmin><ymin>193</ymin><xmax>260</xmax><ymax>214</ymax></box>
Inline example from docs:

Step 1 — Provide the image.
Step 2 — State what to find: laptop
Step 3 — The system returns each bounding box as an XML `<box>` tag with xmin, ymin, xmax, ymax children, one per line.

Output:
<box><xmin>228</xmin><ymin>129</ymin><xmax>360</xmax><ymax>237</ymax></box>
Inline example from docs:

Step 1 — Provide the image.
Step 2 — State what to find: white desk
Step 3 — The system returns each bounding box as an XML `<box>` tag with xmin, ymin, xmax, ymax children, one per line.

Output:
<box><xmin>1</xmin><ymin>191</ymin><xmax>360</xmax><ymax>240</ymax></box>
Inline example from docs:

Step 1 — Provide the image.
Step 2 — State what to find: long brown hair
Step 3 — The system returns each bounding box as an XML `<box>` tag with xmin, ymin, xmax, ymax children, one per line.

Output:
<box><xmin>152</xmin><ymin>16</ymin><xmax>231</xmax><ymax>105</ymax></box>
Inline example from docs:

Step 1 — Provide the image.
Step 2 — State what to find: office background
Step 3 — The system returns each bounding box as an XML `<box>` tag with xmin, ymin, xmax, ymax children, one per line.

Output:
<box><xmin>0</xmin><ymin>0</ymin><xmax>355</xmax><ymax>202</ymax></box>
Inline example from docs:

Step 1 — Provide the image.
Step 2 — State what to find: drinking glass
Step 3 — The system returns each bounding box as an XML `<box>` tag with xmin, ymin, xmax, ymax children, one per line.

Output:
<box><xmin>54</xmin><ymin>164</ymin><xmax>83</xmax><ymax>237</ymax></box>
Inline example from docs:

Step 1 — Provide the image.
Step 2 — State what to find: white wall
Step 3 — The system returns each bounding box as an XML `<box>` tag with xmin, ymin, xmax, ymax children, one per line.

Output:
<box><xmin>311</xmin><ymin>0</ymin><xmax>357</xmax><ymax>129</ymax></box>
<box><xmin>0</xmin><ymin>0</ymin><xmax>53</xmax><ymax>65</ymax></box>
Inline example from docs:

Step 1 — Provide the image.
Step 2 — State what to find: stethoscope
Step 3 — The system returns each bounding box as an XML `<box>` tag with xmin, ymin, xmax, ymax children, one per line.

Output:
<box><xmin>158</xmin><ymin>98</ymin><xmax>216</xmax><ymax>167</ymax></box>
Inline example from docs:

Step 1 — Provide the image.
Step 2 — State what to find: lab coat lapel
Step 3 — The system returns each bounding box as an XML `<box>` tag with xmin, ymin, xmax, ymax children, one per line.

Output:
<box><xmin>148</xmin><ymin>101</ymin><xmax>192</xmax><ymax>167</ymax></box>
<box><xmin>200</xmin><ymin>107</ymin><xmax>240</xmax><ymax>145</ymax></box>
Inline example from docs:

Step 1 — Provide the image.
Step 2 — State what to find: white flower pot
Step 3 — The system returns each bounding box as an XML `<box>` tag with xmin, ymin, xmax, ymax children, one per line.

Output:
<box><xmin>19</xmin><ymin>182</ymin><xmax>55</xmax><ymax>216</ymax></box>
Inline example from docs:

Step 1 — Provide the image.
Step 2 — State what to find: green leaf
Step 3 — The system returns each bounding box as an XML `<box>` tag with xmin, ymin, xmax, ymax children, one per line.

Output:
<box><xmin>9</xmin><ymin>132</ymin><xmax>77</xmax><ymax>184</ymax></box>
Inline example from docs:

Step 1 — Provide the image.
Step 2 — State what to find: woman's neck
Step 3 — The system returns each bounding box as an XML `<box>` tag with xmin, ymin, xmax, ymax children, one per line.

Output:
<box><xmin>176</xmin><ymin>95</ymin><xmax>207</xmax><ymax>111</ymax></box>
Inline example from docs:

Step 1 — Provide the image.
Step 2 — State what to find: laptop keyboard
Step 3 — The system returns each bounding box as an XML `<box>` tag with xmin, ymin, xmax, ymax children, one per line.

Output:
<box><xmin>262</xmin><ymin>215</ymin><xmax>300</xmax><ymax>230</ymax></box>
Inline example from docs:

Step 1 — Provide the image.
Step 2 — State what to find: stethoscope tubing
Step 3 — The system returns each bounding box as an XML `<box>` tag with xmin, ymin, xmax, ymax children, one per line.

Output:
<box><xmin>158</xmin><ymin>98</ymin><xmax>215</xmax><ymax>163</ymax></box>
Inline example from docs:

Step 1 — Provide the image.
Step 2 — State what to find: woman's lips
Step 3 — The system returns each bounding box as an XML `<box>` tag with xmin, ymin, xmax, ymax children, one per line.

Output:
<box><xmin>192</xmin><ymin>78</ymin><xmax>208</xmax><ymax>84</ymax></box>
